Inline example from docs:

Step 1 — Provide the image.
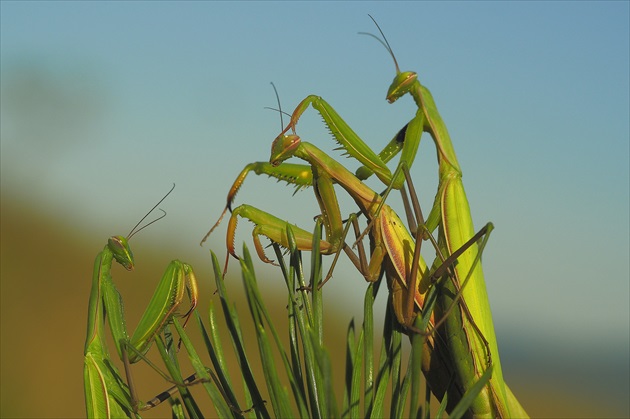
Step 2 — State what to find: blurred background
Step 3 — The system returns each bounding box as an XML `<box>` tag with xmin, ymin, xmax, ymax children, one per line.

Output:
<box><xmin>1</xmin><ymin>2</ymin><xmax>628</xmax><ymax>417</ymax></box>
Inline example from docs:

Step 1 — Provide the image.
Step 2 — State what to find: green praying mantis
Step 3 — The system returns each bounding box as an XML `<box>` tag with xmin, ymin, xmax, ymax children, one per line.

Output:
<box><xmin>370</xmin><ymin>21</ymin><xmax>528</xmax><ymax>418</ymax></box>
<box><xmin>84</xmin><ymin>185</ymin><xmax>200</xmax><ymax>418</ymax></box>
<box><xmin>201</xmin><ymin>18</ymin><xmax>529</xmax><ymax>418</ymax></box>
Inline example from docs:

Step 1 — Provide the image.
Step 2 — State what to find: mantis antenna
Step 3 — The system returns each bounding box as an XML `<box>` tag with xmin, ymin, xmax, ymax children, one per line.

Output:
<box><xmin>127</xmin><ymin>183</ymin><xmax>176</xmax><ymax>239</ymax></box>
<box><xmin>359</xmin><ymin>14</ymin><xmax>401</xmax><ymax>74</ymax></box>
<box><xmin>265</xmin><ymin>82</ymin><xmax>291</xmax><ymax>127</ymax></box>
<box><xmin>270</xmin><ymin>82</ymin><xmax>283</xmax><ymax>130</ymax></box>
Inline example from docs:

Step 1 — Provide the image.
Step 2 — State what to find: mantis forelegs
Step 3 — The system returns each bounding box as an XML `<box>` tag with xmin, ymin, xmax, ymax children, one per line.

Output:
<box><xmin>281</xmin><ymin>95</ymin><xmax>423</xmax><ymax>192</ymax></box>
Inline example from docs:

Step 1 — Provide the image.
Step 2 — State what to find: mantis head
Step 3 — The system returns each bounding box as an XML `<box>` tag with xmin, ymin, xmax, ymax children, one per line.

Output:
<box><xmin>359</xmin><ymin>15</ymin><xmax>418</xmax><ymax>104</ymax></box>
<box><xmin>386</xmin><ymin>71</ymin><xmax>418</xmax><ymax>103</ymax></box>
<box><xmin>108</xmin><ymin>235</ymin><xmax>135</xmax><ymax>271</ymax></box>
<box><xmin>270</xmin><ymin>133</ymin><xmax>300</xmax><ymax>167</ymax></box>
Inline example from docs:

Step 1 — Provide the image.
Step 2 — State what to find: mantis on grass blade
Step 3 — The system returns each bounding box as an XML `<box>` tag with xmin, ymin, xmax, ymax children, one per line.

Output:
<box><xmin>84</xmin><ymin>184</ymin><xmax>200</xmax><ymax>418</ymax></box>
<box><xmin>361</xmin><ymin>16</ymin><xmax>529</xmax><ymax>417</ymax></box>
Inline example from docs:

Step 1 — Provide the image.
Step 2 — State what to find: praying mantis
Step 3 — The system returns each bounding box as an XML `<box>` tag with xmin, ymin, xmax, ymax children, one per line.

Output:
<box><xmin>369</xmin><ymin>20</ymin><xmax>529</xmax><ymax>418</ymax></box>
<box><xmin>84</xmin><ymin>185</ymin><xmax>200</xmax><ymax>418</ymax></box>
<box><xmin>201</xmin><ymin>17</ymin><xmax>528</xmax><ymax>417</ymax></box>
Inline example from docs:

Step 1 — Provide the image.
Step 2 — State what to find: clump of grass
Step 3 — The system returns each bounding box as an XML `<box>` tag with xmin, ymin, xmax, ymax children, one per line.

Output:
<box><xmin>152</xmin><ymin>221</ymin><xmax>480</xmax><ymax>418</ymax></box>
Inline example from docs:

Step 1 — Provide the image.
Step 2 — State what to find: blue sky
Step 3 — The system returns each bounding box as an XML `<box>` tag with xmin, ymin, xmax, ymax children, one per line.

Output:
<box><xmin>2</xmin><ymin>0</ymin><xmax>629</xmax><ymax>400</ymax></box>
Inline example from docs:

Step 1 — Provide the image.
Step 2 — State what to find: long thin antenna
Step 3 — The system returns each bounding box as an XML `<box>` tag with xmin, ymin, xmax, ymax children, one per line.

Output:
<box><xmin>127</xmin><ymin>183</ymin><xmax>175</xmax><ymax>239</ymax></box>
<box><xmin>264</xmin><ymin>83</ymin><xmax>291</xmax><ymax>127</ymax></box>
<box><xmin>358</xmin><ymin>14</ymin><xmax>401</xmax><ymax>74</ymax></box>
<box><xmin>270</xmin><ymin>82</ymin><xmax>283</xmax><ymax>130</ymax></box>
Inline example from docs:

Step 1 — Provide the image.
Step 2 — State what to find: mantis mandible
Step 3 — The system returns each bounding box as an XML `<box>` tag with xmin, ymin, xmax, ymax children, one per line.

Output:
<box><xmin>84</xmin><ymin>185</ymin><xmax>200</xmax><ymax>418</ymax></box>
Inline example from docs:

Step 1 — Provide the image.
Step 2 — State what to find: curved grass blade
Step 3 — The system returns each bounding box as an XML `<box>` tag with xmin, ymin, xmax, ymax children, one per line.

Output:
<box><xmin>211</xmin><ymin>251</ymin><xmax>269</xmax><ymax>417</ymax></box>
<box><xmin>172</xmin><ymin>318</ymin><xmax>235</xmax><ymax>418</ymax></box>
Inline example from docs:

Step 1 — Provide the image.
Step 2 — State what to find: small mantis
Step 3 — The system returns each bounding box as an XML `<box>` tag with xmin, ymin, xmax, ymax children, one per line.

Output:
<box><xmin>84</xmin><ymin>185</ymin><xmax>199</xmax><ymax>418</ymax></box>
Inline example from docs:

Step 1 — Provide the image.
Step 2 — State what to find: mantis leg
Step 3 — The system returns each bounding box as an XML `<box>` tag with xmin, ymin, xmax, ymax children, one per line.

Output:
<box><xmin>225</xmin><ymin>204</ymin><xmax>335</xmax><ymax>261</ymax></box>
<box><xmin>202</xmin><ymin>155</ymin><xmax>367</xmax><ymax>281</ymax></box>
<box><xmin>200</xmin><ymin>162</ymin><xmax>313</xmax><ymax>246</ymax></box>
<box><xmin>280</xmin><ymin>95</ymin><xmax>423</xmax><ymax>192</ymax></box>
<box><xmin>222</xmin><ymin>196</ymin><xmax>365</xmax><ymax>281</ymax></box>
<box><xmin>200</xmin><ymin>161</ymin><xmax>338</xmax><ymax>262</ymax></box>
